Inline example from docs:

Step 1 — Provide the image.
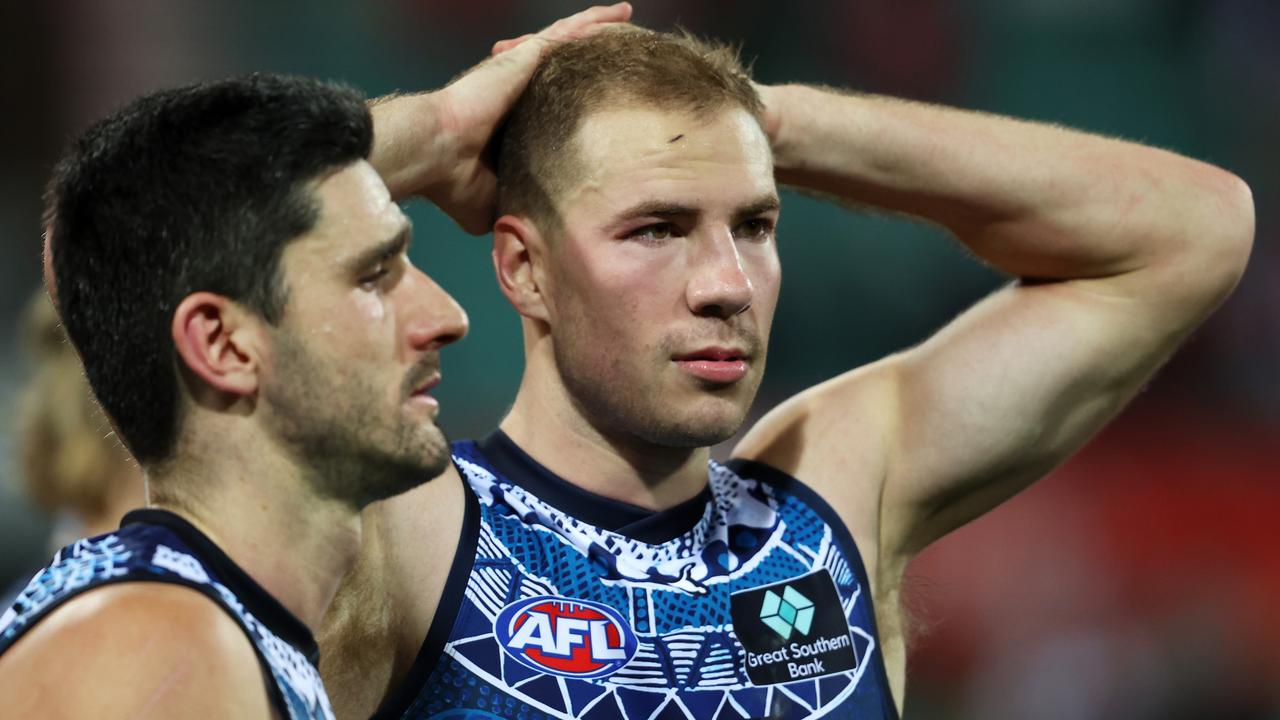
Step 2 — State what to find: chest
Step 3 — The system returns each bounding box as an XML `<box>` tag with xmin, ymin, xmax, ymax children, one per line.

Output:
<box><xmin>394</xmin><ymin>458</ymin><xmax>899</xmax><ymax>719</ymax></box>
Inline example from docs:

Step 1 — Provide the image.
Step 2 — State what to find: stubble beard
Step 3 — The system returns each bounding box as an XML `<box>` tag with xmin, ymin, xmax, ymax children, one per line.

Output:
<box><xmin>553</xmin><ymin>326</ymin><xmax>767</xmax><ymax>450</ymax></box>
<box><xmin>262</xmin><ymin>334</ymin><xmax>450</xmax><ymax>509</ymax></box>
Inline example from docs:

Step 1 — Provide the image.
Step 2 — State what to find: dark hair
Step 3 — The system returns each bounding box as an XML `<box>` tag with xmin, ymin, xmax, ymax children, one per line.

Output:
<box><xmin>46</xmin><ymin>73</ymin><xmax>373</xmax><ymax>465</ymax></box>
<box><xmin>497</xmin><ymin>27</ymin><xmax>763</xmax><ymax>230</ymax></box>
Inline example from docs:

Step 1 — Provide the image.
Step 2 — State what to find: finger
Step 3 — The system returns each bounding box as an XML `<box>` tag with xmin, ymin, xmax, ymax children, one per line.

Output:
<box><xmin>562</xmin><ymin>2</ymin><xmax>632</xmax><ymax>28</ymax></box>
<box><xmin>544</xmin><ymin>3</ymin><xmax>632</xmax><ymax>41</ymax></box>
<box><xmin>491</xmin><ymin>4</ymin><xmax>627</xmax><ymax>58</ymax></box>
<box><xmin>483</xmin><ymin>4</ymin><xmax>632</xmax><ymax>75</ymax></box>
<box><xmin>491</xmin><ymin>34</ymin><xmax>534</xmax><ymax>56</ymax></box>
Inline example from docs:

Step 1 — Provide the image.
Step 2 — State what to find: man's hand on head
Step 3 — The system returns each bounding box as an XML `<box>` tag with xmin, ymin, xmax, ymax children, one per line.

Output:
<box><xmin>488</xmin><ymin>3</ymin><xmax>632</xmax><ymax>56</ymax></box>
<box><xmin>751</xmin><ymin>82</ymin><xmax>784</xmax><ymax>149</ymax></box>
<box><xmin>402</xmin><ymin>3</ymin><xmax>632</xmax><ymax>234</ymax></box>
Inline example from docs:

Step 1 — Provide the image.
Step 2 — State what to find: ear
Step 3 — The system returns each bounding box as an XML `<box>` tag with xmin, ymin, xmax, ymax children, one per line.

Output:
<box><xmin>492</xmin><ymin>214</ymin><xmax>552</xmax><ymax>323</ymax></box>
<box><xmin>171</xmin><ymin>293</ymin><xmax>262</xmax><ymax>398</ymax></box>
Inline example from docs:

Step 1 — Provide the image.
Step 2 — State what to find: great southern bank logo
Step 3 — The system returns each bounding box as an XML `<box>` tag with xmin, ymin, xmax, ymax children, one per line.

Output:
<box><xmin>759</xmin><ymin>584</ymin><xmax>814</xmax><ymax>640</ymax></box>
<box><xmin>495</xmin><ymin>596</ymin><xmax>638</xmax><ymax>679</ymax></box>
<box><xmin>729</xmin><ymin>569</ymin><xmax>859</xmax><ymax>686</ymax></box>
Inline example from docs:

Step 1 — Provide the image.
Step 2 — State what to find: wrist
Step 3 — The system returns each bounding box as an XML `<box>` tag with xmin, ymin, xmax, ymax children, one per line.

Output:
<box><xmin>368</xmin><ymin>92</ymin><xmax>454</xmax><ymax>201</ymax></box>
<box><xmin>756</xmin><ymin>84</ymin><xmax>808</xmax><ymax>171</ymax></box>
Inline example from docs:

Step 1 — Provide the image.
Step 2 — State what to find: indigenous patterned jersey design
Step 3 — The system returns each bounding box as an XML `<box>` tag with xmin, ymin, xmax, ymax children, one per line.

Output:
<box><xmin>380</xmin><ymin>434</ymin><xmax>897</xmax><ymax>719</ymax></box>
<box><xmin>0</xmin><ymin>509</ymin><xmax>335</xmax><ymax>720</ymax></box>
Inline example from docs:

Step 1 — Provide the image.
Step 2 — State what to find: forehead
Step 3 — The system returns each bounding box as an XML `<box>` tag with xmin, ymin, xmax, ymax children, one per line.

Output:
<box><xmin>286</xmin><ymin>160</ymin><xmax>405</xmax><ymax>268</ymax></box>
<box><xmin>561</xmin><ymin>106</ymin><xmax>775</xmax><ymax>218</ymax></box>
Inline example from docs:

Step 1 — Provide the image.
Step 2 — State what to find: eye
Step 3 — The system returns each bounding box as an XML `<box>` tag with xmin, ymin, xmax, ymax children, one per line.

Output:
<box><xmin>734</xmin><ymin>218</ymin><xmax>774</xmax><ymax>241</ymax></box>
<box><xmin>358</xmin><ymin>265</ymin><xmax>391</xmax><ymax>290</ymax></box>
<box><xmin>627</xmin><ymin>223</ymin><xmax>680</xmax><ymax>244</ymax></box>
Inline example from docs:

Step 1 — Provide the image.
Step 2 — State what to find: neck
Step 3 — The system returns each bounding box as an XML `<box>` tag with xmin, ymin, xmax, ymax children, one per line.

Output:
<box><xmin>502</xmin><ymin>361</ymin><xmax>709</xmax><ymax>512</ymax></box>
<box><xmin>81</xmin><ymin>463</ymin><xmax>147</xmax><ymax>538</ymax></box>
<box><xmin>145</xmin><ymin>428</ymin><xmax>361</xmax><ymax>631</ymax></box>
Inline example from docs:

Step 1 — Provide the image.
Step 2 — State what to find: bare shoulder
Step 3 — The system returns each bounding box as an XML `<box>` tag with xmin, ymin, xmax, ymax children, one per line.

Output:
<box><xmin>320</xmin><ymin>462</ymin><xmax>468</xmax><ymax>719</ymax></box>
<box><xmin>0</xmin><ymin>581</ymin><xmax>274</xmax><ymax>719</ymax></box>
<box><xmin>733</xmin><ymin>357</ymin><xmax>903</xmax><ymax>561</ymax></box>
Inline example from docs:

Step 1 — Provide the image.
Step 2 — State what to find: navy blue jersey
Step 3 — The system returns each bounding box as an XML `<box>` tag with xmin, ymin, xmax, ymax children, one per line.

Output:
<box><xmin>0</xmin><ymin>509</ymin><xmax>335</xmax><ymax>720</ymax></box>
<box><xmin>378</xmin><ymin>432</ymin><xmax>897</xmax><ymax>719</ymax></box>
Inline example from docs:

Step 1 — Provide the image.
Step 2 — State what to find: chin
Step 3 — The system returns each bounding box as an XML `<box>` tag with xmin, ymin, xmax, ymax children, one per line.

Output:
<box><xmin>406</xmin><ymin>425</ymin><xmax>454</xmax><ymax>478</ymax></box>
<box><xmin>564</xmin><ymin>364</ymin><xmax>757</xmax><ymax>449</ymax></box>
<box><xmin>343</xmin><ymin>427</ymin><xmax>453</xmax><ymax>507</ymax></box>
<box><xmin>636</xmin><ymin>401</ymin><xmax>750</xmax><ymax>449</ymax></box>
<box><xmin>351</xmin><ymin>454</ymin><xmax>445</xmax><ymax>507</ymax></box>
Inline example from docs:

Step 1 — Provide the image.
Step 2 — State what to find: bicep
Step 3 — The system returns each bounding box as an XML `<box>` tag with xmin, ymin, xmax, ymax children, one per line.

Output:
<box><xmin>738</xmin><ymin>271</ymin><xmax>1200</xmax><ymax>578</ymax></box>
<box><xmin>883</xmin><ymin>274</ymin><xmax>1195</xmax><ymax>558</ymax></box>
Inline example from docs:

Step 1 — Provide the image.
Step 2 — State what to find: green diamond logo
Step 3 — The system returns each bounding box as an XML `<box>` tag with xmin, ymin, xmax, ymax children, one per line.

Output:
<box><xmin>758</xmin><ymin>584</ymin><xmax>815</xmax><ymax>640</ymax></box>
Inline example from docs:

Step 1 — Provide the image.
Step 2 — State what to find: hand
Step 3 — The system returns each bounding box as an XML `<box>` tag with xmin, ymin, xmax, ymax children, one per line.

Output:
<box><xmin>751</xmin><ymin>82</ymin><xmax>784</xmax><ymax>149</ymax></box>
<box><xmin>426</xmin><ymin>3</ymin><xmax>633</xmax><ymax>234</ymax></box>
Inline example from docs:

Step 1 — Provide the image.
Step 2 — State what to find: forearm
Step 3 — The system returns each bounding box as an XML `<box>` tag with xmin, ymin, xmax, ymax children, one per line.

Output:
<box><xmin>367</xmin><ymin>93</ymin><xmax>451</xmax><ymax>202</ymax></box>
<box><xmin>763</xmin><ymin>84</ymin><xmax>1253</xmax><ymax>288</ymax></box>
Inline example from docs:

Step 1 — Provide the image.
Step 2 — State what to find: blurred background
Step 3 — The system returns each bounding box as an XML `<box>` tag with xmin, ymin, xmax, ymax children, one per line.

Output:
<box><xmin>1</xmin><ymin>1</ymin><xmax>1276</xmax><ymax>717</ymax></box>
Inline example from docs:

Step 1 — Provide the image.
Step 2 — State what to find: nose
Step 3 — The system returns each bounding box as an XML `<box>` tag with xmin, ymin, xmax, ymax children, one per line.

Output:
<box><xmin>403</xmin><ymin>264</ymin><xmax>469</xmax><ymax>352</ymax></box>
<box><xmin>686</xmin><ymin>229</ymin><xmax>753</xmax><ymax>319</ymax></box>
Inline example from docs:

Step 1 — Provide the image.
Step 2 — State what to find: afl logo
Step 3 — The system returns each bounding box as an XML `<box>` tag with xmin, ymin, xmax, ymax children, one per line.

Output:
<box><xmin>495</xmin><ymin>596</ymin><xmax>638</xmax><ymax>679</ymax></box>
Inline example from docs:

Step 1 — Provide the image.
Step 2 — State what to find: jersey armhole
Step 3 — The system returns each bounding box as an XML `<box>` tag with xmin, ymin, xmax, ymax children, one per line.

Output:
<box><xmin>725</xmin><ymin>457</ymin><xmax>901</xmax><ymax>719</ymax></box>
<box><xmin>371</xmin><ymin>468</ymin><xmax>481</xmax><ymax>720</ymax></box>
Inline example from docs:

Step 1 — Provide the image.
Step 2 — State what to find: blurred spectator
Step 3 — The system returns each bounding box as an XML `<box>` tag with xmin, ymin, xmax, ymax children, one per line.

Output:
<box><xmin>10</xmin><ymin>291</ymin><xmax>143</xmax><ymax>552</ymax></box>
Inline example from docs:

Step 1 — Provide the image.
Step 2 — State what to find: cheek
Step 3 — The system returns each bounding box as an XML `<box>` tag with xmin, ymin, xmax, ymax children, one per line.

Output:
<box><xmin>555</xmin><ymin>272</ymin><xmax>671</xmax><ymax>389</ymax></box>
<box><xmin>745</xmin><ymin>246</ymin><xmax>782</xmax><ymax>327</ymax></box>
<box><xmin>742</xmin><ymin>239</ymin><xmax>781</xmax><ymax>284</ymax></box>
<box><xmin>350</xmin><ymin>288</ymin><xmax>389</xmax><ymax>323</ymax></box>
<box><xmin>293</xmin><ymin>290</ymin><xmax>395</xmax><ymax>365</ymax></box>
<box><xmin>561</xmin><ymin>245</ymin><xmax>680</xmax><ymax>330</ymax></box>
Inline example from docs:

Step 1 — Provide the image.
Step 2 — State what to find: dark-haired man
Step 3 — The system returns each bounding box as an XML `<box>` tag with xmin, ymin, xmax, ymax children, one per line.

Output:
<box><xmin>0</xmin><ymin>6</ymin><xmax>631</xmax><ymax>718</ymax></box>
<box><xmin>322</xmin><ymin>25</ymin><xmax>1253</xmax><ymax>720</ymax></box>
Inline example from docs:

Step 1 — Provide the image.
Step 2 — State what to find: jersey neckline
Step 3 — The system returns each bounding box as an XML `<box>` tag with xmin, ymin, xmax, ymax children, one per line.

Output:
<box><xmin>477</xmin><ymin>430</ymin><xmax>712</xmax><ymax>545</ymax></box>
<box><xmin>120</xmin><ymin>507</ymin><xmax>320</xmax><ymax>662</ymax></box>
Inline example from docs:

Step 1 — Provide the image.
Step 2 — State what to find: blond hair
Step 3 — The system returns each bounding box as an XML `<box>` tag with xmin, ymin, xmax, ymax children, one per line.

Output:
<box><xmin>13</xmin><ymin>291</ymin><xmax>135</xmax><ymax>517</ymax></box>
<box><xmin>496</xmin><ymin>26</ymin><xmax>763</xmax><ymax>230</ymax></box>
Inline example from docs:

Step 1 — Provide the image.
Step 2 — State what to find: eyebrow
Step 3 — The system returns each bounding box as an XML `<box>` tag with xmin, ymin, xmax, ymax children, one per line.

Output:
<box><xmin>348</xmin><ymin>221</ymin><xmax>411</xmax><ymax>273</ymax></box>
<box><xmin>733</xmin><ymin>196</ymin><xmax>782</xmax><ymax>222</ymax></box>
<box><xmin>616</xmin><ymin>201</ymin><xmax>700</xmax><ymax>223</ymax></box>
<box><xmin>614</xmin><ymin>194</ymin><xmax>781</xmax><ymax>225</ymax></box>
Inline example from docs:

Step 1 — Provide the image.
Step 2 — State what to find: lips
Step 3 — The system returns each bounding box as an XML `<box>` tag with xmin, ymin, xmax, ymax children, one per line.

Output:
<box><xmin>411</xmin><ymin>374</ymin><xmax>441</xmax><ymax>396</ymax></box>
<box><xmin>673</xmin><ymin>347</ymin><xmax>750</xmax><ymax>384</ymax></box>
<box><xmin>673</xmin><ymin>347</ymin><xmax>746</xmax><ymax>363</ymax></box>
<box><xmin>403</xmin><ymin>360</ymin><xmax>442</xmax><ymax>413</ymax></box>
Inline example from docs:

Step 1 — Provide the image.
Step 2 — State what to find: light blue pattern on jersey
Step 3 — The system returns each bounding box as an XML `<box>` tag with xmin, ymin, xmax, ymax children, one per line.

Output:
<box><xmin>0</xmin><ymin>523</ymin><xmax>335</xmax><ymax>720</ymax></box>
<box><xmin>398</xmin><ymin>440</ymin><xmax>896</xmax><ymax>719</ymax></box>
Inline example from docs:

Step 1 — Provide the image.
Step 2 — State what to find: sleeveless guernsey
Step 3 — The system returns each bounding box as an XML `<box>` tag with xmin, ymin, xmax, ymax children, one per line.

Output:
<box><xmin>378</xmin><ymin>433</ymin><xmax>897</xmax><ymax>720</ymax></box>
<box><xmin>0</xmin><ymin>509</ymin><xmax>335</xmax><ymax>720</ymax></box>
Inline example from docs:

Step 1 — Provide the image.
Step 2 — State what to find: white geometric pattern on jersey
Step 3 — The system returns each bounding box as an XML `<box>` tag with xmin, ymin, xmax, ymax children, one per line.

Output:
<box><xmin>143</xmin><ymin>544</ymin><xmax>334</xmax><ymax>720</ymax></box>
<box><xmin>152</xmin><ymin>545</ymin><xmax>211</xmax><ymax>584</ymax></box>
<box><xmin>448</xmin><ymin>627</ymin><xmax>877</xmax><ymax>720</ymax></box>
<box><xmin>466</xmin><ymin>524</ymin><xmax>558</xmax><ymax>620</ymax></box>
<box><xmin>445</xmin><ymin>455</ymin><xmax>880</xmax><ymax>719</ymax></box>
<box><xmin>0</xmin><ymin>536</ymin><xmax>132</xmax><ymax>638</ymax></box>
<box><xmin>455</xmin><ymin>457</ymin><xmax>784</xmax><ymax>595</ymax></box>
